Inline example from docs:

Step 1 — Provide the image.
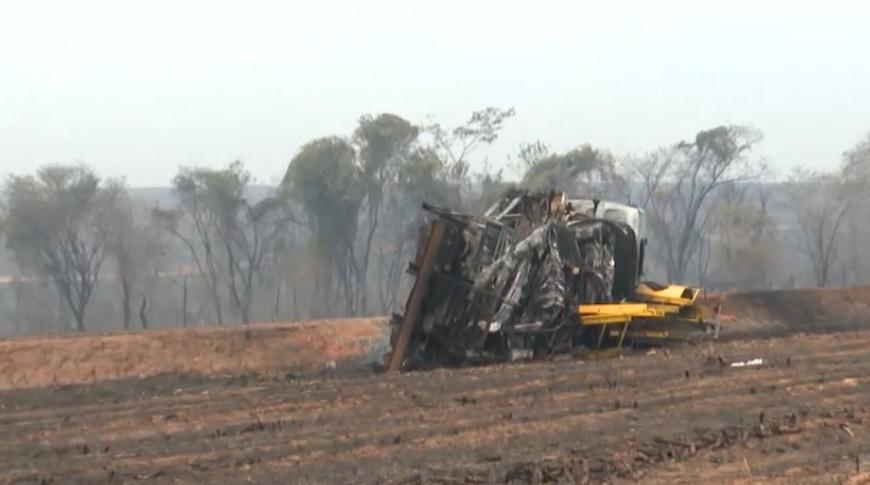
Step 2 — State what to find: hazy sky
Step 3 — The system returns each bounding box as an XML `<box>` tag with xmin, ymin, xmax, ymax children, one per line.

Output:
<box><xmin>2</xmin><ymin>0</ymin><xmax>868</xmax><ymax>186</ymax></box>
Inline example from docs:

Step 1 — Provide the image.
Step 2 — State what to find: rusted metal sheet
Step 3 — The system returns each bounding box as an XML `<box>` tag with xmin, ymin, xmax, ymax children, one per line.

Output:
<box><xmin>385</xmin><ymin>219</ymin><xmax>447</xmax><ymax>373</ymax></box>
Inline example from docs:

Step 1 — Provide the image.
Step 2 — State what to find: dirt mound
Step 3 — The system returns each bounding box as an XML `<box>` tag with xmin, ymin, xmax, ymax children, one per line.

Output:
<box><xmin>711</xmin><ymin>285</ymin><xmax>870</xmax><ymax>337</ymax></box>
<box><xmin>3</xmin><ymin>286</ymin><xmax>869</xmax><ymax>391</ymax></box>
<box><xmin>0</xmin><ymin>318</ymin><xmax>388</xmax><ymax>390</ymax></box>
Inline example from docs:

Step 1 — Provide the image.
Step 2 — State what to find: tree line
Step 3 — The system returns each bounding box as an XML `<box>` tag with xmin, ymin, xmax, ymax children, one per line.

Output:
<box><xmin>2</xmin><ymin>108</ymin><xmax>869</xmax><ymax>333</ymax></box>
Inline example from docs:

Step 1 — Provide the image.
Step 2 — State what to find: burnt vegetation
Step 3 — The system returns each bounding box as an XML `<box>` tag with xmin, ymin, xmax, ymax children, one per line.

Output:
<box><xmin>1</xmin><ymin>110</ymin><xmax>869</xmax><ymax>334</ymax></box>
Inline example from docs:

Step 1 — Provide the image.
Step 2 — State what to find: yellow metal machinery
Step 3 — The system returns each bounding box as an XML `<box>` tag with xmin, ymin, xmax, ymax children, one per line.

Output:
<box><xmin>578</xmin><ymin>282</ymin><xmax>716</xmax><ymax>350</ymax></box>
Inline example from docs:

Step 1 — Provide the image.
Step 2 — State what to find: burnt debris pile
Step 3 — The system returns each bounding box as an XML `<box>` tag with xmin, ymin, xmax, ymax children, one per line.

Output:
<box><xmin>388</xmin><ymin>190</ymin><xmax>647</xmax><ymax>370</ymax></box>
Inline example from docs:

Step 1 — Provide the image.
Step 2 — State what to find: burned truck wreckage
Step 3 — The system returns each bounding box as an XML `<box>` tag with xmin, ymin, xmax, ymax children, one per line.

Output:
<box><xmin>386</xmin><ymin>190</ymin><xmax>717</xmax><ymax>372</ymax></box>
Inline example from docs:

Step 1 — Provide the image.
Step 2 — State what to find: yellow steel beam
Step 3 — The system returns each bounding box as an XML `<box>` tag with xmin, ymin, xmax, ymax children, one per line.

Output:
<box><xmin>632</xmin><ymin>283</ymin><xmax>700</xmax><ymax>305</ymax></box>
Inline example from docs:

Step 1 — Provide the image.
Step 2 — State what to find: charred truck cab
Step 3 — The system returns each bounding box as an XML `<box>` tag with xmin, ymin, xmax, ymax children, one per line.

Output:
<box><xmin>386</xmin><ymin>190</ymin><xmax>715</xmax><ymax>372</ymax></box>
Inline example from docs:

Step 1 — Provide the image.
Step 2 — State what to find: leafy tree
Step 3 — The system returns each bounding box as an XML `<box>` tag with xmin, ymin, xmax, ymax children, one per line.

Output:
<box><xmin>283</xmin><ymin>137</ymin><xmax>363</xmax><ymax>316</ymax></box>
<box><xmin>1</xmin><ymin>165</ymin><xmax>121</xmax><ymax>331</ymax></box>
<box><xmin>785</xmin><ymin>169</ymin><xmax>850</xmax><ymax>287</ymax></box>
<box><xmin>838</xmin><ymin>133</ymin><xmax>870</xmax><ymax>284</ymax></box>
<box><xmin>633</xmin><ymin>125</ymin><xmax>764</xmax><ymax>283</ymax></box>
<box><xmin>472</xmin><ymin>166</ymin><xmax>515</xmax><ymax>214</ymax></box>
<box><xmin>842</xmin><ymin>132</ymin><xmax>870</xmax><ymax>183</ymax></box>
<box><xmin>783</xmin><ymin>133</ymin><xmax>870</xmax><ymax>287</ymax></box>
<box><xmin>424</xmin><ymin>107</ymin><xmax>515</xmax><ymax>202</ymax></box>
<box><xmin>371</xmin><ymin>146</ymin><xmax>462</xmax><ymax>312</ymax></box>
<box><xmin>156</xmin><ymin>161</ymin><xmax>290</xmax><ymax>324</ymax></box>
<box><xmin>516</xmin><ymin>140</ymin><xmax>551</xmax><ymax>173</ymax></box>
<box><xmin>707</xmin><ymin>183</ymin><xmax>781</xmax><ymax>289</ymax></box>
<box><xmin>352</xmin><ymin>114</ymin><xmax>419</xmax><ymax>313</ymax></box>
<box><xmin>106</xmin><ymin>185</ymin><xmax>167</xmax><ymax>329</ymax></box>
<box><xmin>520</xmin><ymin>144</ymin><xmax>624</xmax><ymax>198</ymax></box>
<box><xmin>395</xmin><ymin>147</ymin><xmax>461</xmax><ymax>208</ymax></box>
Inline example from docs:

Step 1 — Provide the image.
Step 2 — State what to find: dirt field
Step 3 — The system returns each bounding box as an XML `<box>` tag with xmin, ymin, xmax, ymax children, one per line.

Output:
<box><xmin>713</xmin><ymin>285</ymin><xmax>870</xmax><ymax>338</ymax></box>
<box><xmin>3</xmin><ymin>287</ymin><xmax>870</xmax><ymax>484</ymax></box>
<box><xmin>0</xmin><ymin>318</ymin><xmax>388</xmax><ymax>390</ymax></box>
<box><xmin>3</xmin><ymin>329</ymin><xmax>870</xmax><ymax>484</ymax></box>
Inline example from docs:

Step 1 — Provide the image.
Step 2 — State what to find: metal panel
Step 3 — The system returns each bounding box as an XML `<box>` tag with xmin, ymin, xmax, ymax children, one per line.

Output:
<box><xmin>385</xmin><ymin>219</ymin><xmax>447</xmax><ymax>373</ymax></box>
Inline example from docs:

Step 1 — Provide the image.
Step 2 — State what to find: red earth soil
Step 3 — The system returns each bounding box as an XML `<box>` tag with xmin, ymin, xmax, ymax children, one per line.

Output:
<box><xmin>0</xmin><ymin>318</ymin><xmax>387</xmax><ymax>390</ymax></box>
<box><xmin>1</xmin><ymin>285</ymin><xmax>869</xmax><ymax>392</ymax></box>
